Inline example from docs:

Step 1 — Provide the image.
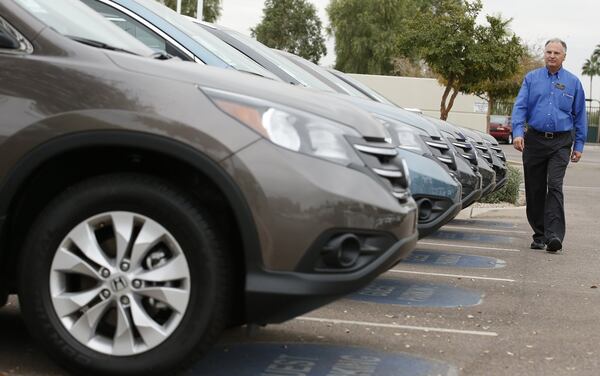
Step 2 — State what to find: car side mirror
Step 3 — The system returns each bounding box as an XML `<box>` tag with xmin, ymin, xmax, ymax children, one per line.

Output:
<box><xmin>0</xmin><ymin>30</ymin><xmax>19</xmax><ymax>49</ymax></box>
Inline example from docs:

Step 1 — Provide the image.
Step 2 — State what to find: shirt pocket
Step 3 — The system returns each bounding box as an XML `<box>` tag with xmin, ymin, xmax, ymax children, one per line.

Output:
<box><xmin>559</xmin><ymin>92</ymin><xmax>574</xmax><ymax>112</ymax></box>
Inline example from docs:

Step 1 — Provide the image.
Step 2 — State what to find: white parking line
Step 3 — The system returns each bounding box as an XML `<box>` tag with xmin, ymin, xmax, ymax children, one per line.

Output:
<box><xmin>564</xmin><ymin>186</ymin><xmax>600</xmax><ymax>191</ymax></box>
<box><xmin>387</xmin><ymin>269</ymin><xmax>515</xmax><ymax>282</ymax></box>
<box><xmin>296</xmin><ymin>317</ymin><xmax>498</xmax><ymax>337</ymax></box>
<box><xmin>443</xmin><ymin>225</ymin><xmax>528</xmax><ymax>234</ymax></box>
<box><xmin>418</xmin><ymin>241</ymin><xmax>521</xmax><ymax>252</ymax></box>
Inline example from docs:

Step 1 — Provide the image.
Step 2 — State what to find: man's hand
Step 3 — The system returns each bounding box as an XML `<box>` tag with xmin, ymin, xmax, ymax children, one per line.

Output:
<box><xmin>571</xmin><ymin>151</ymin><xmax>582</xmax><ymax>163</ymax></box>
<box><xmin>513</xmin><ymin>137</ymin><xmax>524</xmax><ymax>152</ymax></box>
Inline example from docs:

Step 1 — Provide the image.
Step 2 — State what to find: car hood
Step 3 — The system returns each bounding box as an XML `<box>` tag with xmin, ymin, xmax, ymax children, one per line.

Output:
<box><xmin>424</xmin><ymin>116</ymin><xmax>467</xmax><ymax>140</ymax></box>
<box><xmin>459</xmin><ymin>127</ymin><xmax>486</xmax><ymax>143</ymax></box>
<box><xmin>477</xmin><ymin>129</ymin><xmax>501</xmax><ymax>144</ymax></box>
<box><xmin>329</xmin><ymin>94</ymin><xmax>444</xmax><ymax>138</ymax></box>
<box><xmin>107</xmin><ymin>54</ymin><xmax>389</xmax><ymax>139</ymax></box>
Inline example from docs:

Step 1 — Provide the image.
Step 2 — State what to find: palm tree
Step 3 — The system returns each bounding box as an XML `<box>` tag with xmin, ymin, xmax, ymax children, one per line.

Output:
<box><xmin>582</xmin><ymin>54</ymin><xmax>600</xmax><ymax>113</ymax></box>
<box><xmin>593</xmin><ymin>44</ymin><xmax>600</xmax><ymax>58</ymax></box>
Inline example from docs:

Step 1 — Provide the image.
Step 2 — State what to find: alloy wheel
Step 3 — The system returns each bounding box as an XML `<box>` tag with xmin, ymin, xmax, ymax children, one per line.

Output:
<box><xmin>49</xmin><ymin>211</ymin><xmax>191</xmax><ymax>356</ymax></box>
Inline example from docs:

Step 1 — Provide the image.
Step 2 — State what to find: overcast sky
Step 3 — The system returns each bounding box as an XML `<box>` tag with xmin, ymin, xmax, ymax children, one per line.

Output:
<box><xmin>217</xmin><ymin>0</ymin><xmax>600</xmax><ymax>99</ymax></box>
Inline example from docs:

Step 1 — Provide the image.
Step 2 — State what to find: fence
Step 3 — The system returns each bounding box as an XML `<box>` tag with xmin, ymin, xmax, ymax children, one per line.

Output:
<box><xmin>587</xmin><ymin>105</ymin><xmax>599</xmax><ymax>143</ymax></box>
<box><xmin>493</xmin><ymin>102</ymin><xmax>600</xmax><ymax>143</ymax></box>
<box><xmin>491</xmin><ymin>102</ymin><xmax>513</xmax><ymax>116</ymax></box>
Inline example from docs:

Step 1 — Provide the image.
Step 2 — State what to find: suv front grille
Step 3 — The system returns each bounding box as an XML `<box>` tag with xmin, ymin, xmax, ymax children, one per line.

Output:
<box><xmin>473</xmin><ymin>142</ymin><xmax>494</xmax><ymax>167</ymax></box>
<box><xmin>350</xmin><ymin>138</ymin><xmax>410</xmax><ymax>202</ymax></box>
<box><xmin>422</xmin><ymin>136</ymin><xmax>456</xmax><ymax>171</ymax></box>
<box><xmin>447</xmin><ymin>137</ymin><xmax>478</xmax><ymax>172</ymax></box>
<box><xmin>489</xmin><ymin>144</ymin><xmax>506</xmax><ymax>161</ymax></box>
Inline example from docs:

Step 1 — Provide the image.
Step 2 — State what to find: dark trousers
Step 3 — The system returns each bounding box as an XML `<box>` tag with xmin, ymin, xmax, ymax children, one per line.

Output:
<box><xmin>522</xmin><ymin>130</ymin><xmax>572</xmax><ymax>243</ymax></box>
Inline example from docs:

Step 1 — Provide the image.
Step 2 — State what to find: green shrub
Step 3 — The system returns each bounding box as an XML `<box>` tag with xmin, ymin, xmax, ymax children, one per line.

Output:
<box><xmin>478</xmin><ymin>164</ymin><xmax>522</xmax><ymax>204</ymax></box>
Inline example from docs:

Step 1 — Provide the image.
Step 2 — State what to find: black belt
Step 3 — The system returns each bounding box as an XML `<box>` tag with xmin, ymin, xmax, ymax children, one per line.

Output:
<box><xmin>527</xmin><ymin>127</ymin><xmax>570</xmax><ymax>139</ymax></box>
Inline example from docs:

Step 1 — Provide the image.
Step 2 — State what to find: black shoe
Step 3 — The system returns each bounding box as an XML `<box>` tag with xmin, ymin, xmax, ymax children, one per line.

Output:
<box><xmin>546</xmin><ymin>237</ymin><xmax>562</xmax><ymax>253</ymax></box>
<box><xmin>530</xmin><ymin>240</ymin><xmax>545</xmax><ymax>250</ymax></box>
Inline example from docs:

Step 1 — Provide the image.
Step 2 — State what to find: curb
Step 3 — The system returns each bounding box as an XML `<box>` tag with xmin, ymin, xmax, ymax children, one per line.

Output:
<box><xmin>584</xmin><ymin>143</ymin><xmax>600</xmax><ymax>151</ymax></box>
<box><xmin>456</xmin><ymin>205</ymin><xmax>526</xmax><ymax>219</ymax></box>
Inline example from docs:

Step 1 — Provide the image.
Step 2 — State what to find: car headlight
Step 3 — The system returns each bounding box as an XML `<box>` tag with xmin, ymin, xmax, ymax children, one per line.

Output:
<box><xmin>201</xmin><ymin>87</ymin><xmax>364</xmax><ymax>166</ymax></box>
<box><xmin>373</xmin><ymin>114</ymin><xmax>427</xmax><ymax>153</ymax></box>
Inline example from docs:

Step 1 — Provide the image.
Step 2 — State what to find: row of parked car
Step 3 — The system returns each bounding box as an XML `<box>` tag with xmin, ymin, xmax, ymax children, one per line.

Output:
<box><xmin>0</xmin><ymin>0</ymin><xmax>508</xmax><ymax>375</ymax></box>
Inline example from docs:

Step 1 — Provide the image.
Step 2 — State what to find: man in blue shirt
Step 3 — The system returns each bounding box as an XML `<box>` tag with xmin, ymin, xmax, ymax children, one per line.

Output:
<box><xmin>512</xmin><ymin>38</ymin><xmax>587</xmax><ymax>253</ymax></box>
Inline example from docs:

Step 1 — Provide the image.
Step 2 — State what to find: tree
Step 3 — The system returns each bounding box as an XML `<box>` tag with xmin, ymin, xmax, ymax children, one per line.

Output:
<box><xmin>161</xmin><ymin>0</ymin><xmax>221</xmax><ymax>22</ymax></box>
<box><xmin>391</xmin><ymin>57</ymin><xmax>435</xmax><ymax>78</ymax></box>
<box><xmin>473</xmin><ymin>45</ymin><xmax>543</xmax><ymax>128</ymax></box>
<box><xmin>251</xmin><ymin>0</ymin><xmax>326</xmax><ymax>64</ymax></box>
<box><xmin>327</xmin><ymin>0</ymin><xmax>422</xmax><ymax>74</ymax></box>
<box><xmin>582</xmin><ymin>53</ymin><xmax>600</xmax><ymax>113</ymax></box>
<box><xmin>400</xmin><ymin>0</ymin><xmax>524</xmax><ymax>120</ymax></box>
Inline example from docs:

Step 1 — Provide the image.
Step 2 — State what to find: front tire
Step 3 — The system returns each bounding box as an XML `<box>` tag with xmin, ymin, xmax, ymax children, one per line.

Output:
<box><xmin>18</xmin><ymin>174</ymin><xmax>232</xmax><ymax>375</ymax></box>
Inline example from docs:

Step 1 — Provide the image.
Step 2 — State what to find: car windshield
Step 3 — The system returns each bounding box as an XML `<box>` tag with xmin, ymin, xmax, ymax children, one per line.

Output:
<box><xmin>14</xmin><ymin>0</ymin><xmax>154</xmax><ymax>56</ymax></box>
<box><xmin>222</xmin><ymin>29</ymin><xmax>337</xmax><ymax>92</ymax></box>
<box><xmin>330</xmin><ymin>69</ymin><xmax>396</xmax><ymax>106</ymax></box>
<box><xmin>283</xmin><ymin>53</ymin><xmax>371</xmax><ymax>99</ymax></box>
<box><xmin>132</xmin><ymin>0</ymin><xmax>278</xmax><ymax>78</ymax></box>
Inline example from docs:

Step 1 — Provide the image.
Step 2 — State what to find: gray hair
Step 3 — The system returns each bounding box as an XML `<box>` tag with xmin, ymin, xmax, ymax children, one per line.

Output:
<box><xmin>545</xmin><ymin>38</ymin><xmax>567</xmax><ymax>53</ymax></box>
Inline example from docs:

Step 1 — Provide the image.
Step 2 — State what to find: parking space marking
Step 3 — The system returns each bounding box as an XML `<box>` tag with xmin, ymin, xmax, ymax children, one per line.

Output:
<box><xmin>194</xmin><ymin>343</ymin><xmax>458</xmax><ymax>376</ymax></box>
<box><xmin>349</xmin><ymin>278</ymin><xmax>483</xmax><ymax>307</ymax></box>
<box><xmin>429</xmin><ymin>231</ymin><xmax>513</xmax><ymax>244</ymax></box>
<box><xmin>405</xmin><ymin>250</ymin><xmax>505</xmax><ymax>269</ymax></box>
<box><xmin>418</xmin><ymin>242</ymin><xmax>521</xmax><ymax>252</ymax></box>
<box><xmin>564</xmin><ymin>185</ymin><xmax>600</xmax><ymax>191</ymax></box>
<box><xmin>296</xmin><ymin>317</ymin><xmax>498</xmax><ymax>337</ymax></box>
<box><xmin>387</xmin><ymin>269</ymin><xmax>515</xmax><ymax>282</ymax></box>
<box><xmin>450</xmin><ymin>219</ymin><xmax>517</xmax><ymax>229</ymax></box>
<box><xmin>442</xmin><ymin>225</ymin><xmax>528</xmax><ymax>234</ymax></box>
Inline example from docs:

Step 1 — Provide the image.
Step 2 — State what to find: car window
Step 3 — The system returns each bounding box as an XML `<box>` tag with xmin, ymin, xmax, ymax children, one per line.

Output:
<box><xmin>118</xmin><ymin>0</ymin><xmax>279</xmax><ymax>78</ymax></box>
<box><xmin>14</xmin><ymin>0</ymin><xmax>154</xmax><ymax>56</ymax></box>
<box><xmin>0</xmin><ymin>16</ymin><xmax>33</xmax><ymax>53</ymax></box>
<box><xmin>183</xmin><ymin>20</ymin><xmax>280</xmax><ymax>79</ymax></box>
<box><xmin>489</xmin><ymin>115</ymin><xmax>508</xmax><ymax>124</ymax></box>
<box><xmin>330</xmin><ymin>69</ymin><xmax>396</xmax><ymax>106</ymax></box>
<box><xmin>284</xmin><ymin>53</ymin><xmax>371</xmax><ymax>99</ymax></box>
<box><xmin>81</xmin><ymin>0</ymin><xmax>192</xmax><ymax>61</ymax></box>
<box><xmin>0</xmin><ymin>24</ymin><xmax>18</xmax><ymax>50</ymax></box>
<box><xmin>223</xmin><ymin>29</ymin><xmax>336</xmax><ymax>92</ymax></box>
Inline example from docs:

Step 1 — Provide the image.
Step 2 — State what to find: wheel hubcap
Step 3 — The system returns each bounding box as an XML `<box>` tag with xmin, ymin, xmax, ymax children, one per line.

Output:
<box><xmin>49</xmin><ymin>212</ymin><xmax>191</xmax><ymax>356</ymax></box>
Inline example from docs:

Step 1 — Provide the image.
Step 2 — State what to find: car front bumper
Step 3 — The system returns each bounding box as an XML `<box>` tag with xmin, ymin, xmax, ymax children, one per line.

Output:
<box><xmin>453</xmin><ymin>155</ymin><xmax>482</xmax><ymax>208</ymax></box>
<box><xmin>477</xmin><ymin>158</ymin><xmax>497</xmax><ymax>198</ymax></box>
<box><xmin>244</xmin><ymin>230</ymin><xmax>418</xmax><ymax>323</ymax></box>
<box><xmin>225</xmin><ymin>139</ymin><xmax>418</xmax><ymax>324</ymax></box>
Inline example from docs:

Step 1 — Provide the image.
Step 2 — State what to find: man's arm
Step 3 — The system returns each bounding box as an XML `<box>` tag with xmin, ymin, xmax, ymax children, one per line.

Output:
<box><xmin>571</xmin><ymin>79</ymin><xmax>588</xmax><ymax>160</ymax></box>
<box><xmin>511</xmin><ymin>76</ymin><xmax>529</xmax><ymax>151</ymax></box>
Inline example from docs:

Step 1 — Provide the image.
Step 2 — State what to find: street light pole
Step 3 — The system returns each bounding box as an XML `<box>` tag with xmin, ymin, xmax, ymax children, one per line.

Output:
<box><xmin>176</xmin><ymin>0</ymin><xmax>182</xmax><ymax>13</ymax></box>
<box><xmin>197</xmin><ymin>0</ymin><xmax>203</xmax><ymax>20</ymax></box>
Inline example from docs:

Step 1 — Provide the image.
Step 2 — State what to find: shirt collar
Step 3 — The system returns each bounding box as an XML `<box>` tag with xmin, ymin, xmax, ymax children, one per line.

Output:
<box><xmin>545</xmin><ymin>66</ymin><xmax>563</xmax><ymax>79</ymax></box>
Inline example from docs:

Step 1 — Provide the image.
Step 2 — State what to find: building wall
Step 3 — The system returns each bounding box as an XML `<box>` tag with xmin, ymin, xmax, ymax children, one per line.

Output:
<box><xmin>348</xmin><ymin>74</ymin><xmax>489</xmax><ymax>132</ymax></box>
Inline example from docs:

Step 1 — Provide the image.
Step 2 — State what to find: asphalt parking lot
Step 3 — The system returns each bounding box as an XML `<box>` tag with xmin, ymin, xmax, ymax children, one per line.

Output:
<box><xmin>1</xmin><ymin>144</ymin><xmax>599</xmax><ymax>376</ymax></box>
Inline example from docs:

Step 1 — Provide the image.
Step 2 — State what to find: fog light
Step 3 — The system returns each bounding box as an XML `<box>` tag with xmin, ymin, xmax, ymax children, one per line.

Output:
<box><xmin>322</xmin><ymin>234</ymin><xmax>361</xmax><ymax>268</ymax></box>
<box><xmin>418</xmin><ymin>199</ymin><xmax>433</xmax><ymax>221</ymax></box>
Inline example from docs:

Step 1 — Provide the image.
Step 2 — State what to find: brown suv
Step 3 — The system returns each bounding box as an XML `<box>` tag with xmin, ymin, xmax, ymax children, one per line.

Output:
<box><xmin>0</xmin><ymin>1</ymin><xmax>417</xmax><ymax>375</ymax></box>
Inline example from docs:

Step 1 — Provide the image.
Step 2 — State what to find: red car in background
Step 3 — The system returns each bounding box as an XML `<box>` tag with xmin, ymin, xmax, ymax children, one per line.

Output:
<box><xmin>488</xmin><ymin>115</ymin><xmax>513</xmax><ymax>144</ymax></box>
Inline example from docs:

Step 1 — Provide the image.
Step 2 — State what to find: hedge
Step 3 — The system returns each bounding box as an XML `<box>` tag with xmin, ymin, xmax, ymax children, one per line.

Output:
<box><xmin>478</xmin><ymin>164</ymin><xmax>522</xmax><ymax>205</ymax></box>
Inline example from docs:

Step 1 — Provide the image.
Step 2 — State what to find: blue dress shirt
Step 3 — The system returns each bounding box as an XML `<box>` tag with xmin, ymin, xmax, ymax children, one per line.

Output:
<box><xmin>512</xmin><ymin>67</ymin><xmax>587</xmax><ymax>152</ymax></box>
